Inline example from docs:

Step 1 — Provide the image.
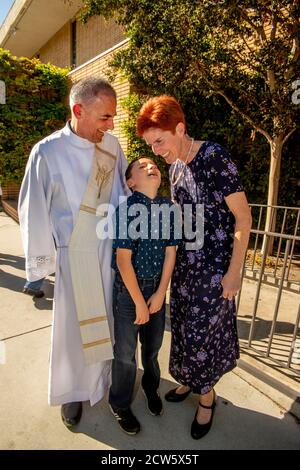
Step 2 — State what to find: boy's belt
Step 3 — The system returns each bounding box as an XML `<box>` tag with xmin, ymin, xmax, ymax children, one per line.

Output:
<box><xmin>116</xmin><ymin>272</ymin><xmax>161</xmax><ymax>286</ymax></box>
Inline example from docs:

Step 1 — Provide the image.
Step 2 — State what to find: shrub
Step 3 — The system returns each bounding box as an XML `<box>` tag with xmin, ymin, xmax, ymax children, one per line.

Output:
<box><xmin>0</xmin><ymin>48</ymin><xmax>69</xmax><ymax>185</ymax></box>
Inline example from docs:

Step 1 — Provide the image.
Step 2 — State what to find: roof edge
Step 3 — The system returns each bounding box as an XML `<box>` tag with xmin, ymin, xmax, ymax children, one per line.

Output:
<box><xmin>0</xmin><ymin>0</ymin><xmax>33</xmax><ymax>49</ymax></box>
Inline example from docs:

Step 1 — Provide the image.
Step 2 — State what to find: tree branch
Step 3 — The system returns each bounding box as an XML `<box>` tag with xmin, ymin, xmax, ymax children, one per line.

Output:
<box><xmin>216</xmin><ymin>89</ymin><xmax>272</xmax><ymax>142</ymax></box>
<box><xmin>284</xmin><ymin>20</ymin><xmax>300</xmax><ymax>80</ymax></box>
<box><xmin>237</xmin><ymin>6</ymin><xmax>267</xmax><ymax>42</ymax></box>
<box><xmin>195</xmin><ymin>62</ymin><xmax>272</xmax><ymax>142</ymax></box>
<box><xmin>241</xmin><ymin>33</ymin><xmax>256</xmax><ymax>56</ymax></box>
<box><xmin>237</xmin><ymin>6</ymin><xmax>277</xmax><ymax>91</ymax></box>
<box><xmin>282</xmin><ymin>127</ymin><xmax>297</xmax><ymax>146</ymax></box>
<box><xmin>291</xmin><ymin>36</ymin><xmax>300</xmax><ymax>63</ymax></box>
<box><xmin>270</xmin><ymin>13</ymin><xmax>278</xmax><ymax>41</ymax></box>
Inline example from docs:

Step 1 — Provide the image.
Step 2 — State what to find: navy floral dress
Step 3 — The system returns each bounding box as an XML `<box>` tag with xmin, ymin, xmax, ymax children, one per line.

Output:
<box><xmin>169</xmin><ymin>141</ymin><xmax>243</xmax><ymax>395</ymax></box>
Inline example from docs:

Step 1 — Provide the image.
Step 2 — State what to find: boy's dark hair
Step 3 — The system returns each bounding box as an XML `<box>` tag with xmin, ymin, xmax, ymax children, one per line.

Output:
<box><xmin>125</xmin><ymin>158</ymin><xmax>140</xmax><ymax>181</ymax></box>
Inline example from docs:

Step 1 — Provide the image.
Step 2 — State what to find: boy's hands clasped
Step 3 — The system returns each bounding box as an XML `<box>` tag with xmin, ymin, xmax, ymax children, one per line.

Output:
<box><xmin>134</xmin><ymin>302</ymin><xmax>150</xmax><ymax>325</ymax></box>
<box><xmin>134</xmin><ymin>290</ymin><xmax>165</xmax><ymax>325</ymax></box>
<box><xmin>147</xmin><ymin>290</ymin><xmax>165</xmax><ymax>314</ymax></box>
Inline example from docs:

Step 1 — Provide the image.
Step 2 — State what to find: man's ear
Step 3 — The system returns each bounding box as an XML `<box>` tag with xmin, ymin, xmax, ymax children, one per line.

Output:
<box><xmin>73</xmin><ymin>103</ymin><xmax>82</xmax><ymax>119</ymax></box>
<box><xmin>175</xmin><ymin>122</ymin><xmax>185</xmax><ymax>137</ymax></box>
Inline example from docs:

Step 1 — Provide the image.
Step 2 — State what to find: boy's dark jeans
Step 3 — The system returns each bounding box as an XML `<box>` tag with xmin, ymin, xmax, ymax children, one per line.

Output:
<box><xmin>109</xmin><ymin>274</ymin><xmax>165</xmax><ymax>410</ymax></box>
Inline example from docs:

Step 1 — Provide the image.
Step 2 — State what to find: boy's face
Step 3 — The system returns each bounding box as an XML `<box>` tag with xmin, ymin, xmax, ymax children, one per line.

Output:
<box><xmin>127</xmin><ymin>158</ymin><xmax>161</xmax><ymax>192</ymax></box>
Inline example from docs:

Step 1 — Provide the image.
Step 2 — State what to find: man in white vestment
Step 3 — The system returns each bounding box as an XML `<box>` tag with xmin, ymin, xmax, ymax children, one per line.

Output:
<box><xmin>18</xmin><ymin>77</ymin><xmax>130</xmax><ymax>427</ymax></box>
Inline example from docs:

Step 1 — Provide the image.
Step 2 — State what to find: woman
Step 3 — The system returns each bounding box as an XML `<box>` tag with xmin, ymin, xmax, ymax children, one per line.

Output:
<box><xmin>136</xmin><ymin>95</ymin><xmax>252</xmax><ymax>439</ymax></box>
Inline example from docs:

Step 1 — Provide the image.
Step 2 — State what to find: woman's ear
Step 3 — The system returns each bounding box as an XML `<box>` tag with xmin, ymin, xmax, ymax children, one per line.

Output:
<box><xmin>175</xmin><ymin>122</ymin><xmax>185</xmax><ymax>137</ymax></box>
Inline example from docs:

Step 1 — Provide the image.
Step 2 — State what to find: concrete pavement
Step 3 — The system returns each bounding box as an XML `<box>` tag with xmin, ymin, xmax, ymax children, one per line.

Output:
<box><xmin>0</xmin><ymin>211</ymin><xmax>299</xmax><ymax>450</ymax></box>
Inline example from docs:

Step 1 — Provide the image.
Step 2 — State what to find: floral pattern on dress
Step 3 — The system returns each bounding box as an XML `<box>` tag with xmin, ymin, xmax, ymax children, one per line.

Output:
<box><xmin>169</xmin><ymin>141</ymin><xmax>243</xmax><ymax>394</ymax></box>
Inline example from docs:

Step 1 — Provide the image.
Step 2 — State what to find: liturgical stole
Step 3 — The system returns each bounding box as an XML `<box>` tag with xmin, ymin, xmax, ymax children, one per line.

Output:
<box><xmin>68</xmin><ymin>142</ymin><xmax>116</xmax><ymax>365</ymax></box>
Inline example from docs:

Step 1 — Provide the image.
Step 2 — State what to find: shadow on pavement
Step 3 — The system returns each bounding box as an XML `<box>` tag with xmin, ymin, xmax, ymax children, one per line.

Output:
<box><xmin>238</xmin><ymin>315</ymin><xmax>295</xmax><ymax>341</ymax></box>
<box><xmin>69</xmin><ymin>376</ymin><xmax>300</xmax><ymax>450</ymax></box>
<box><xmin>0</xmin><ymin>269</ymin><xmax>54</xmax><ymax>310</ymax></box>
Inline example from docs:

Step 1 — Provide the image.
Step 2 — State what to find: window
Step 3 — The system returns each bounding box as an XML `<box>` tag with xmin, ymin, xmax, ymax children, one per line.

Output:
<box><xmin>71</xmin><ymin>20</ymin><xmax>77</xmax><ymax>68</ymax></box>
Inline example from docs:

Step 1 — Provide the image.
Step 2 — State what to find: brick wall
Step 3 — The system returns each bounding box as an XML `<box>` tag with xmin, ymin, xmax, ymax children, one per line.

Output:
<box><xmin>38</xmin><ymin>15</ymin><xmax>125</xmax><ymax>70</ymax></box>
<box><xmin>39</xmin><ymin>22</ymin><xmax>71</xmax><ymax>68</ymax></box>
<box><xmin>68</xmin><ymin>41</ymin><xmax>130</xmax><ymax>155</ymax></box>
<box><xmin>1</xmin><ymin>182</ymin><xmax>20</xmax><ymax>200</ymax></box>
<box><xmin>76</xmin><ymin>16</ymin><xmax>125</xmax><ymax>66</ymax></box>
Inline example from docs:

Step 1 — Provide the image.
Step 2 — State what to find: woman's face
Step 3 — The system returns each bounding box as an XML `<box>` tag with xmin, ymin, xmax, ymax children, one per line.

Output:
<box><xmin>143</xmin><ymin>125</ymin><xmax>184</xmax><ymax>164</ymax></box>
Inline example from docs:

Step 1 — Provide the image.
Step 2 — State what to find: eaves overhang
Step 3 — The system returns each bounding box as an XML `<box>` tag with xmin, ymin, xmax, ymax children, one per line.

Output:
<box><xmin>0</xmin><ymin>0</ymin><xmax>83</xmax><ymax>57</ymax></box>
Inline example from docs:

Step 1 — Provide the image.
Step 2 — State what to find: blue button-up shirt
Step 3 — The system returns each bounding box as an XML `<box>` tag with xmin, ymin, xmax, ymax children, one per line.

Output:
<box><xmin>112</xmin><ymin>191</ymin><xmax>179</xmax><ymax>279</ymax></box>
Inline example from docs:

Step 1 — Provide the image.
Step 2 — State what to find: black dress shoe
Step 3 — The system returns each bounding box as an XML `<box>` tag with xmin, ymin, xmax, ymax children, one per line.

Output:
<box><xmin>191</xmin><ymin>390</ymin><xmax>216</xmax><ymax>439</ymax></box>
<box><xmin>165</xmin><ymin>386</ymin><xmax>191</xmax><ymax>402</ymax></box>
<box><xmin>61</xmin><ymin>402</ymin><xmax>82</xmax><ymax>428</ymax></box>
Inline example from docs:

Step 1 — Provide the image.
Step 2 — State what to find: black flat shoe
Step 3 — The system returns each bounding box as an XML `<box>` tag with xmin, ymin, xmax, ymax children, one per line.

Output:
<box><xmin>191</xmin><ymin>390</ymin><xmax>216</xmax><ymax>439</ymax></box>
<box><xmin>61</xmin><ymin>402</ymin><xmax>82</xmax><ymax>428</ymax></box>
<box><xmin>165</xmin><ymin>386</ymin><xmax>191</xmax><ymax>403</ymax></box>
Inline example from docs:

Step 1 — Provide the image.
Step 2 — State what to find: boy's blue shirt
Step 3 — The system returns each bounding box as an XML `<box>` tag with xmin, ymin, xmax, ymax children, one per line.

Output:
<box><xmin>111</xmin><ymin>190</ymin><xmax>179</xmax><ymax>279</ymax></box>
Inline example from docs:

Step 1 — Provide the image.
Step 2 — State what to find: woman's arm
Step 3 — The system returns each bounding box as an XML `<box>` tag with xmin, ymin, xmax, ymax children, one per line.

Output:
<box><xmin>222</xmin><ymin>191</ymin><xmax>252</xmax><ymax>300</ymax></box>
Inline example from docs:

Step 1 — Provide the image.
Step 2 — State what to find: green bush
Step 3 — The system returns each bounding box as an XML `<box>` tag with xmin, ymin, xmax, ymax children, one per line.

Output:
<box><xmin>0</xmin><ymin>49</ymin><xmax>69</xmax><ymax>185</ymax></box>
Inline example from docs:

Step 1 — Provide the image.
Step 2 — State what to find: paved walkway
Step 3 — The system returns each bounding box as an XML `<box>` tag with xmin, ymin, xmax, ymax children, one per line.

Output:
<box><xmin>0</xmin><ymin>211</ymin><xmax>299</xmax><ymax>450</ymax></box>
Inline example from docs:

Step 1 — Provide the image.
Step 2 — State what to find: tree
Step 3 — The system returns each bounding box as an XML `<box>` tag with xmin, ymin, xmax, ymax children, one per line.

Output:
<box><xmin>0</xmin><ymin>48</ymin><xmax>69</xmax><ymax>185</ymax></box>
<box><xmin>81</xmin><ymin>0</ymin><xmax>300</xmax><ymax>239</ymax></box>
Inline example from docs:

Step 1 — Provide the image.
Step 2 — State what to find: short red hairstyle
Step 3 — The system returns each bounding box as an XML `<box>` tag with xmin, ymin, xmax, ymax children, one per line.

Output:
<box><xmin>136</xmin><ymin>95</ymin><xmax>186</xmax><ymax>136</ymax></box>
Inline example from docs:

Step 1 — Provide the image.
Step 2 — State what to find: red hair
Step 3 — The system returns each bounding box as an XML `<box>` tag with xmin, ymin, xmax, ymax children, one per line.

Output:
<box><xmin>136</xmin><ymin>95</ymin><xmax>186</xmax><ymax>136</ymax></box>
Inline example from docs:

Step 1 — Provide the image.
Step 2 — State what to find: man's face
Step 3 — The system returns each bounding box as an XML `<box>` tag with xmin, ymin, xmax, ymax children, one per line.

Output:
<box><xmin>75</xmin><ymin>94</ymin><xmax>117</xmax><ymax>143</ymax></box>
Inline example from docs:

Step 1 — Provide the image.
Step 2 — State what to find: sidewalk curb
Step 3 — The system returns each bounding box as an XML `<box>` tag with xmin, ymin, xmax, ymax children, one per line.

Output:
<box><xmin>235</xmin><ymin>361</ymin><xmax>300</xmax><ymax>421</ymax></box>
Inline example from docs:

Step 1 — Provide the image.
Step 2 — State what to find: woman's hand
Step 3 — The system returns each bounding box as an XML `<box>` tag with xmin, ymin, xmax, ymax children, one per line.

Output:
<box><xmin>221</xmin><ymin>272</ymin><xmax>241</xmax><ymax>300</ymax></box>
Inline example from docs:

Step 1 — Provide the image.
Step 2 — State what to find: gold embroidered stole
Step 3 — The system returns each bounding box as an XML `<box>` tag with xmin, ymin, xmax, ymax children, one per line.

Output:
<box><xmin>68</xmin><ymin>143</ymin><xmax>116</xmax><ymax>365</ymax></box>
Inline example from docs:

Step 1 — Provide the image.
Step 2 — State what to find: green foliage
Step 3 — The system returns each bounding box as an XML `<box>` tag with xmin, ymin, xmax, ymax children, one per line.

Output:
<box><xmin>82</xmin><ymin>0</ymin><xmax>300</xmax><ymax>136</ymax></box>
<box><xmin>0</xmin><ymin>49</ymin><xmax>69</xmax><ymax>184</ymax></box>
<box><xmin>81</xmin><ymin>0</ymin><xmax>300</xmax><ymax>207</ymax></box>
<box><xmin>120</xmin><ymin>90</ymin><xmax>299</xmax><ymax>206</ymax></box>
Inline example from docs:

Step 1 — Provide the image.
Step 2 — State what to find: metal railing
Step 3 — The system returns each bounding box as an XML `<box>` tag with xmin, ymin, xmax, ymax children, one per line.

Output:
<box><xmin>248</xmin><ymin>204</ymin><xmax>300</xmax><ymax>284</ymax></box>
<box><xmin>237</xmin><ymin>223</ymin><xmax>300</xmax><ymax>377</ymax></box>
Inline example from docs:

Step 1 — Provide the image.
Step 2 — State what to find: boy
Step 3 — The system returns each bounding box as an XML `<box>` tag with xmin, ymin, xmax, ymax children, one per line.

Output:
<box><xmin>109</xmin><ymin>157</ymin><xmax>178</xmax><ymax>435</ymax></box>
